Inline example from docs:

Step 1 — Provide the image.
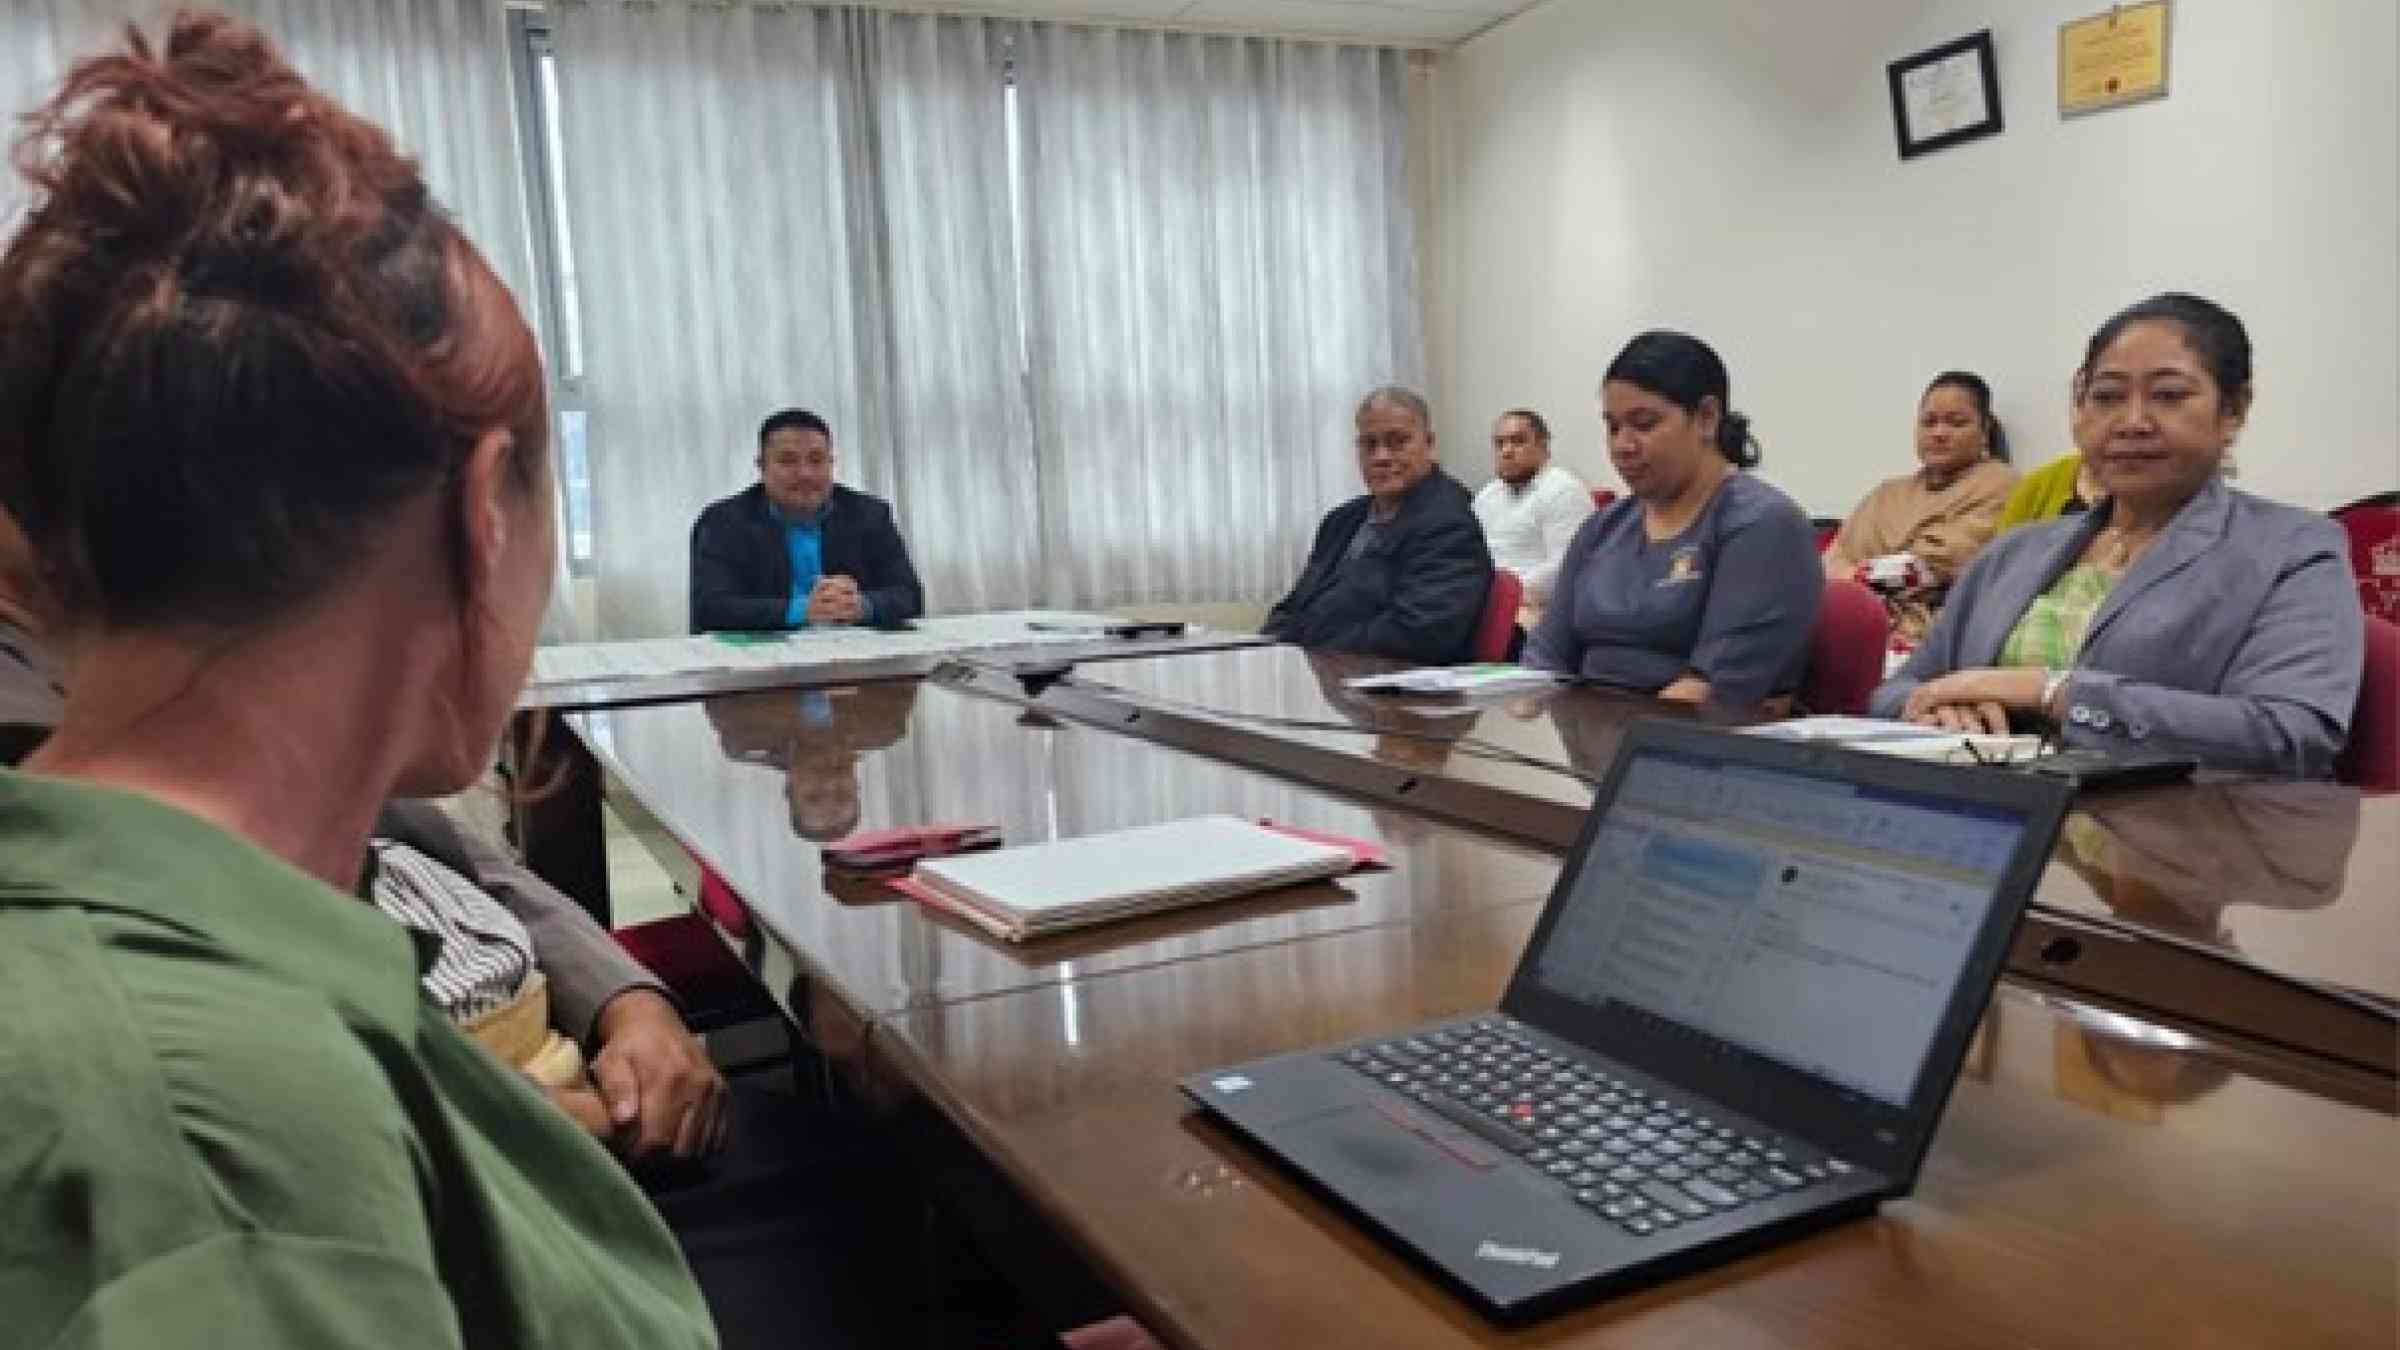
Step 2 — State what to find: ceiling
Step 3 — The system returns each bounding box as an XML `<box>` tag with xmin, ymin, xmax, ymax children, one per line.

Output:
<box><xmin>860</xmin><ymin>0</ymin><xmax>1548</xmax><ymax>48</ymax></box>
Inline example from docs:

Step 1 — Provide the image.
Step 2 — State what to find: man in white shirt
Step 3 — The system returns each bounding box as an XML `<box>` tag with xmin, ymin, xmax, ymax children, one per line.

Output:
<box><xmin>1470</xmin><ymin>409</ymin><xmax>1596</xmax><ymax>626</ymax></box>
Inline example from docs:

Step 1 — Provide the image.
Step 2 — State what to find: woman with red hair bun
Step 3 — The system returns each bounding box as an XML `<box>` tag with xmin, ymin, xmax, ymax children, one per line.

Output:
<box><xmin>0</xmin><ymin>11</ymin><xmax>713</xmax><ymax>1345</ymax></box>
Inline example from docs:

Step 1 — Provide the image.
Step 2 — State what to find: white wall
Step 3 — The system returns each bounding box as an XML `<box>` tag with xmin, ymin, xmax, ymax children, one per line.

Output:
<box><xmin>1427</xmin><ymin>0</ymin><xmax>2400</xmax><ymax>515</ymax></box>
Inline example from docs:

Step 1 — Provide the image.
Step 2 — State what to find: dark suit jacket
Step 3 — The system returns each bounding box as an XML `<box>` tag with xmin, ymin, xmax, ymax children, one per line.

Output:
<box><xmin>1263</xmin><ymin>469</ymin><xmax>1494</xmax><ymax>665</ymax></box>
<box><xmin>688</xmin><ymin>483</ymin><xmax>925</xmax><ymax>633</ymax></box>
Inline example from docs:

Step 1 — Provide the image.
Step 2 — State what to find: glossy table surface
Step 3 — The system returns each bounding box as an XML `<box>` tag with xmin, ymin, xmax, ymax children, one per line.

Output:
<box><xmin>879</xmin><ymin>898</ymin><xmax>2399</xmax><ymax>1349</ymax></box>
<box><xmin>2032</xmin><ymin>778</ymin><xmax>2397</xmax><ymax>1006</ymax></box>
<box><xmin>569</xmin><ymin>678</ymin><xmax>1558</xmax><ymax>1021</ymax></box>
<box><xmin>1035</xmin><ymin>644</ymin><xmax>2400</xmax><ymax>1018</ymax></box>
<box><xmin>523</xmin><ymin>616</ymin><xmax>1267</xmax><ymax>713</ymax></box>
<box><xmin>563</xmin><ymin>645</ymin><xmax>2399</xmax><ymax>1345</ymax></box>
<box><xmin>1045</xmin><ymin>643</ymin><xmax>1629</xmax><ymax>810</ymax></box>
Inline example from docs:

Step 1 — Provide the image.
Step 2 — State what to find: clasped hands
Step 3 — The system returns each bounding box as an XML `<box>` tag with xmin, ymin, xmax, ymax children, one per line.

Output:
<box><xmin>805</xmin><ymin>574</ymin><xmax>865</xmax><ymax>626</ymax></box>
<box><xmin>1900</xmin><ymin>666</ymin><xmax>2056</xmax><ymax>736</ymax></box>
<box><xmin>546</xmin><ymin>988</ymin><xmax>730</xmax><ymax>1163</ymax></box>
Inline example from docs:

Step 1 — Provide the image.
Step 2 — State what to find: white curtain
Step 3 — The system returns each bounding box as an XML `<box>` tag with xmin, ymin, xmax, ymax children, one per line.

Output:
<box><xmin>548</xmin><ymin>8</ymin><xmax>1422</xmax><ymax>633</ymax></box>
<box><xmin>862</xmin><ymin>14</ymin><xmax>1044</xmax><ymax>614</ymax></box>
<box><xmin>550</xmin><ymin>2</ymin><xmax>871</xmax><ymax>640</ymax></box>
<box><xmin>551</xmin><ymin>4</ymin><xmax>1035</xmax><ymax>638</ymax></box>
<box><xmin>1017</xmin><ymin>28</ymin><xmax>1423</xmax><ymax>609</ymax></box>
<box><xmin>2</xmin><ymin>0</ymin><xmax>534</xmax><ymax>319</ymax></box>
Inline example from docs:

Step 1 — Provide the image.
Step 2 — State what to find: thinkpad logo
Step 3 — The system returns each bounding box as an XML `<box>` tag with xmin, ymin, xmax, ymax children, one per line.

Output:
<box><xmin>1474</xmin><ymin>1240</ymin><xmax>1561</xmax><ymax>1269</ymax></box>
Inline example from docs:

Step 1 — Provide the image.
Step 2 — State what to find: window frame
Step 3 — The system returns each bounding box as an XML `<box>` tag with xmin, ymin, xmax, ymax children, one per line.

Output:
<box><xmin>506</xmin><ymin>8</ymin><xmax>595</xmax><ymax>575</ymax></box>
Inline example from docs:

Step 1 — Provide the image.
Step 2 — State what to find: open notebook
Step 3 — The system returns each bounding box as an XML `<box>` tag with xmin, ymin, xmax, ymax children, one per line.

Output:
<box><xmin>903</xmin><ymin>815</ymin><xmax>1358</xmax><ymax>943</ymax></box>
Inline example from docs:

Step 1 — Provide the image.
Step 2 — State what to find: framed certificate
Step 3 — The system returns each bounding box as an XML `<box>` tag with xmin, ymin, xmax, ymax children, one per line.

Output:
<box><xmin>2059</xmin><ymin>1</ymin><xmax>2172</xmax><ymax>117</ymax></box>
<box><xmin>1887</xmin><ymin>30</ymin><xmax>2004</xmax><ymax>160</ymax></box>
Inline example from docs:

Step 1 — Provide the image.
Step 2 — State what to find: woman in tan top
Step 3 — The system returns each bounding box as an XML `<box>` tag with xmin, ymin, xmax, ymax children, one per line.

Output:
<box><xmin>1824</xmin><ymin>371</ymin><xmax>2020</xmax><ymax>643</ymax></box>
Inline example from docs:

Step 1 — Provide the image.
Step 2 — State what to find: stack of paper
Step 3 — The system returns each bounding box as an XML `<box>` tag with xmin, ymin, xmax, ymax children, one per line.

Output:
<box><xmin>1344</xmin><ymin>665</ymin><xmax>1561</xmax><ymax>697</ymax></box>
<box><xmin>904</xmin><ymin>815</ymin><xmax>1356</xmax><ymax>942</ymax></box>
<box><xmin>1744</xmin><ymin>717</ymin><xmax>2045</xmax><ymax>764</ymax></box>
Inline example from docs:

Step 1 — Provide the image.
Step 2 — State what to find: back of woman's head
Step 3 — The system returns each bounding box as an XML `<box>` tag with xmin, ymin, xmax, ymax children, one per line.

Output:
<box><xmin>1924</xmin><ymin>370</ymin><xmax>2010</xmax><ymax>463</ymax></box>
<box><xmin>1602</xmin><ymin>331</ymin><xmax>1759</xmax><ymax>467</ymax></box>
<box><xmin>0</xmin><ymin>10</ymin><xmax>546</xmax><ymax>633</ymax></box>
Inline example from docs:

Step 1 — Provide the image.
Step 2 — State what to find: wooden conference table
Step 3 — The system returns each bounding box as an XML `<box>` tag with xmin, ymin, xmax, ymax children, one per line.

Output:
<box><xmin>565</xmin><ymin>676</ymin><xmax>1557</xmax><ymax>1031</ymax></box>
<box><xmin>531</xmin><ymin>640</ymin><xmax>2395</xmax><ymax>1348</ymax></box>
<box><xmin>1008</xmin><ymin>643</ymin><xmax>2399</xmax><ymax>1084</ymax></box>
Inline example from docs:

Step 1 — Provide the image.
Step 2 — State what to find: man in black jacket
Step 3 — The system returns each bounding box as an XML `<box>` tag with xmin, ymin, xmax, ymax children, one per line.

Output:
<box><xmin>689</xmin><ymin>408</ymin><xmax>925</xmax><ymax>633</ymax></box>
<box><xmin>1263</xmin><ymin>386</ymin><xmax>1494</xmax><ymax>665</ymax></box>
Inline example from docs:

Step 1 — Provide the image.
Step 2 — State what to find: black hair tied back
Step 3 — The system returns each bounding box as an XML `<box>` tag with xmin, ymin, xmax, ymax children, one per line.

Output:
<box><xmin>1714</xmin><ymin>409</ymin><xmax>1757</xmax><ymax>468</ymax></box>
<box><xmin>1602</xmin><ymin>330</ymin><xmax>1760</xmax><ymax>468</ymax></box>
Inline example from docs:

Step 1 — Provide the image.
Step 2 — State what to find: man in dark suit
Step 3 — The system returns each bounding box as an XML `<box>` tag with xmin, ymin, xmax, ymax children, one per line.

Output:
<box><xmin>689</xmin><ymin>408</ymin><xmax>925</xmax><ymax>633</ymax></box>
<box><xmin>1263</xmin><ymin>386</ymin><xmax>1494</xmax><ymax>665</ymax></box>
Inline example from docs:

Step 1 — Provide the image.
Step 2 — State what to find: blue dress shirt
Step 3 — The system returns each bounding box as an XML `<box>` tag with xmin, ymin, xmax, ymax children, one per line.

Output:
<box><xmin>770</xmin><ymin>499</ymin><xmax>875</xmax><ymax>628</ymax></box>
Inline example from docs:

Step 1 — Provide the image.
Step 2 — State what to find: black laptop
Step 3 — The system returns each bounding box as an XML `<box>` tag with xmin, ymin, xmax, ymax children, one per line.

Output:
<box><xmin>1180</xmin><ymin>720</ymin><xmax>2072</xmax><ymax>1322</ymax></box>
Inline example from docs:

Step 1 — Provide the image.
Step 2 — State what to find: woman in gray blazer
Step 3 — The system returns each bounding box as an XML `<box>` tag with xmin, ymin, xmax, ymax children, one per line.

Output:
<box><xmin>1872</xmin><ymin>294</ymin><xmax>2362</xmax><ymax>778</ymax></box>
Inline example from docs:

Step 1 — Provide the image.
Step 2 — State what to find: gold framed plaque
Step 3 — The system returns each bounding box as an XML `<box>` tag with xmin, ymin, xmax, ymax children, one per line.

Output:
<box><xmin>2059</xmin><ymin>1</ymin><xmax>2172</xmax><ymax>117</ymax></box>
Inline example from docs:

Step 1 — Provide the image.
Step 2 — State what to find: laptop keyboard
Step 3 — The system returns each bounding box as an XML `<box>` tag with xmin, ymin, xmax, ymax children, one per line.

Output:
<box><xmin>1336</xmin><ymin>1017</ymin><xmax>1854</xmax><ymax>1239</ymax></box>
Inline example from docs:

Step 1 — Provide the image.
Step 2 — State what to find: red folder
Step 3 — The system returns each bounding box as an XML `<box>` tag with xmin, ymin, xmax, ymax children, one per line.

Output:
<box><xmin>822</xmin><ymin>822</ymin><xmax>1003</xmax><ymax>879</ymax></box>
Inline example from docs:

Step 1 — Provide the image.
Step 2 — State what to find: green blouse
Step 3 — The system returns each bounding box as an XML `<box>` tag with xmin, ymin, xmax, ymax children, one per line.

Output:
<box><xmin>1998</xmin><ymin>563</ymin><xmax>2118</xmax><ymax>670</ymax></box>
<box><xmin>0</xmin><ymin>770</ymin><xmax>716</xmax><ymax>1349</ymax></box>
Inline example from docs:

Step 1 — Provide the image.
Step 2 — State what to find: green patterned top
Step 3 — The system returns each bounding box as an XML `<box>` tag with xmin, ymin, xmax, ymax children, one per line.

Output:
<box><xmin>1998</xmin><ymin>563</ymin><xmax>2118</xmax><ymax>669</ymax></box>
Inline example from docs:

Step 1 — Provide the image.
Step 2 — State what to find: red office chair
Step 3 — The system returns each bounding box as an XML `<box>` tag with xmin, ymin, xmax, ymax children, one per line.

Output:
<box><xmin>2336</xmin><ymin>613</ymin><xmax>2397</xmax><ymax>791</ymax></box>
<box><xmin>1473</xmin><ymin>569</ymin><xmax>1524</xmax><ymax>663</ymax></box>
<box><xmin>613</xmin><ymin>858</ymin><xmax>779</xmax><ymax>1035</ymax></box>
<box><xmin>695</xmin><ymin>861</ymin><xmax>754</xmax><ymax>937</ymax></box>
<box><xmin>1798</xmin><ymin>579</ymin><xmax>1888</xmax><ymax>715</ymax></box>
<box><xmin>2331</xmin><ymin>492</ymin><xmax>2400</xmax><ymax>623</ymax></box>
<box><xmin>1811</xmin><ymin>517</ymin><xmax>1844</xmax><ymax>554</ymax></box>
<box><xmin>1590</xmin><ymin>489</ymin><xmax>1617</xmax><ymax>511</ymax></box>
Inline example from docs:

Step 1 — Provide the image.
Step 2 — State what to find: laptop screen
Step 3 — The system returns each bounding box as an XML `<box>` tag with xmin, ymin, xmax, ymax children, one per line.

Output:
<box><xmin>1527</xmin><ymin>747</ymin><xmax>2028</xmax><ymax>1108</ymax></box>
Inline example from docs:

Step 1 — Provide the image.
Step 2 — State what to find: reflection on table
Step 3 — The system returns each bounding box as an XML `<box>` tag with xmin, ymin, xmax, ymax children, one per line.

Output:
<box><xmin>2034</xmin><ymin>780</ymin><xmax>2393</xmax><ymax>1006</ymax></box>
<box><xmin>1021</xmin><ymin>644</ymin><xmax>2397</xmax><ymax>1065</ymax></box>
<box><xmin>705</xmin><ymin>682</ymin><xmax>922</xmax><ymax>841</ymax></box>
<box><xmin>571</xmin><ymin>679</ymin><xmax>1559</xmax><ymax>1022</ymax></box>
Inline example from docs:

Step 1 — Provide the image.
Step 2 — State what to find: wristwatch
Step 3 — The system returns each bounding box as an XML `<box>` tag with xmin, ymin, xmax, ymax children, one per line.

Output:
<box><xmin>2038</xmin><ymin>668</ymin><xmax>2072</xmax><ymax>719</ymax></box>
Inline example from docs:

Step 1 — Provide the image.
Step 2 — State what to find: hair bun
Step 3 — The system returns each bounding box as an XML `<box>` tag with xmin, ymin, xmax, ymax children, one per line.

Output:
<box><xmin>0</xmin><ymin>8</ymin><xmax>547</xmax><ymax>634</ymax></box>
<box><xmin>180</xmin><ymin>179</ymin><xmax>318</xmax><ymax>305</ymax></box>
<box><xmin>1717</xmin><ymin>409</ymin><xmax>1760</xmax><ymax>467</ymax></box>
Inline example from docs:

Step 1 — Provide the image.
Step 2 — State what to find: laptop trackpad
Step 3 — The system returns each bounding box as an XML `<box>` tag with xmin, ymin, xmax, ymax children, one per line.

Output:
<box><xmin>1281</xmin><ymin>1104</ymin><xmax>1470</xmax><ymax>1204</ymax></box>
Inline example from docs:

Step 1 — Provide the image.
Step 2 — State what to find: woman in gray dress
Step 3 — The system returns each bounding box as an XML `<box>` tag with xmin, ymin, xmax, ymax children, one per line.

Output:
<box><xmin>1524</xmin><ymin>331</ymin><xmax>1821</xmax><ymax>709</ymax></box>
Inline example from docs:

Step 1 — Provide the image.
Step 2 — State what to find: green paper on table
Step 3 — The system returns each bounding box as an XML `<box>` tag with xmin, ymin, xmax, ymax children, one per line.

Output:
<box><xmin>709</xmin><ymin>631</ymin><xmax>791</xmax><ymax>647</ymax></box>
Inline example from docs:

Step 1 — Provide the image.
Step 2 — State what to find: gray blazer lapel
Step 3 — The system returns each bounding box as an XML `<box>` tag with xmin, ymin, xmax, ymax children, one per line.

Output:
<box><xmin>2082</xmin><ymin>476</ymin><xmax>2231</xmax><ymax>652</ymax></box>
<box><xmin>1964</xmin><ymin>513</ymin><xmax>2106</xmax><ymax>666</ymax></box>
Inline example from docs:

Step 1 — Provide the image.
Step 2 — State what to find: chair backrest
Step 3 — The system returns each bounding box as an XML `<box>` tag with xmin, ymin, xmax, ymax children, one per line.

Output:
<box><xmin>2336</xmin><ymin>613</ymin><xmax>2398</xmax><ymax>790</ymax></box>
<box><xmin>695</xmin><ymin>860</ymin><xmax>753</xmax><ymax>936</ymax></box>
<box><xmin>1811</xmin><ymin>517</ymin><xmax>1843</xmax><ymax>554</ymax></box>
<box><xmin>2331</xmin><ymin>494</ymin><xmax>2400</xmax><ymax>624</ymax></box>
<box><xmin>1799</xmin><ymin>578</ymin><xmax>1888</xmax><ymax>715</ymax></box>
<box><xmin>1474</xmin><ymin>569</ymin><xmax>1525</xmax><ymax>663</ymax></box>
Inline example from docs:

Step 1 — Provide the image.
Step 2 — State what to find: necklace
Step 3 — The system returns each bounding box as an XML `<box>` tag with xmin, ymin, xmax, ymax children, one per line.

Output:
<box><xmin>2097</xmin><ymin>524</ymin><xmax>2155</xmax><ymax>570</ymax></box>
